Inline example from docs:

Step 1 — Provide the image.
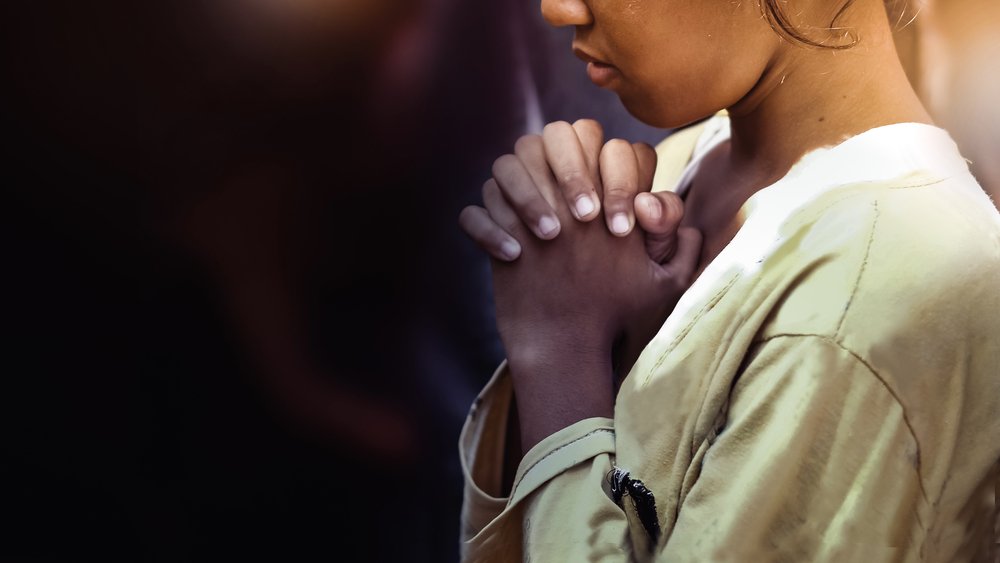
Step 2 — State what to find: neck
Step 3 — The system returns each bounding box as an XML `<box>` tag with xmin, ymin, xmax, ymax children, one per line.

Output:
<box><xmin>726</xmin><ymin>0</ymin><xmax>933</xmax><ymax>181</ymax></box>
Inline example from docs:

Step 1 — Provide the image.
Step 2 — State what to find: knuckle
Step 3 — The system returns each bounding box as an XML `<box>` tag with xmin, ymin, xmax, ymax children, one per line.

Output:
<box><xmin>558</xmin><ymin>168</ymin><xmax>588</xmax><ymax>188</ymax></box>
<box><xmin>460</xmin><ymin>206</ymin><xmax>489</xmax><ymax>233</ymax></box>
<box><xmin>491</xmin><ymin>154</ymin><xmax>519</xmax><ymax>177</ymax></box>
<box><xmin>482</xmin><ymin>178</ymin><xmax>500</xmax><ymax>200</ymax></box>
<box><xmin>487</xmin><ymin>228</ymin><xmax>510</xmax><ymax>248</ymax></box>
<box><xmin>499</xmin><ymin>217</ymin><xmax>523</xmax><ymax>238</ymax></box>
<box><xmin>572</xmin><ymin>118</ymin><xmax>603</xmax><ymax>135</ymax></box>
<box><xmin>663</xmin><ymin>193</ymin><xmax>685</xmax><ymax>221</ymax></box>
<box><xmin>527</xmin><ymin>200</ymin><xmax>551</xmax><ymax>219</ymax></box>
<box><xmin>604</xmin><ymin>138</ymin><xmax>631</xmax><ymax>152</ymax></box>
<box><xmin>661</xmin><ymin>190</ymin><xmax>682</xmax><ymax>204</ymax></box>
<box><xmin>514</xmin><ymin>134</ymin><xmax>543</xmax><ymax>155</ymax></box>
<box><xmin>509</xmin><ymin>190</ymin><xmax>539</xmax><ymax>212</ymax></box>
<box><xmin>632</xmin><ymin>141</ymin><xmax>657</xmax><ymax>160</ymax></box>
<box><xmin>603</xmin><ymin>185</ymin><xmax>634</xmax><ymax>199</ymax></box>
<box><xmin>458</xmin><ymin>205</ymin><xmax>477</xmax><ymax>223</ymax></box>
<box><xmin>654</xmin><ymin>269</ymin><xmax>675</xmax><ymax>288</ymax></box>
<box><xmin>458</xmin><ymin>206</ymin><xmax>477</xmax><ymax>232</ymax></box>
<box><xmin>634</xmin><ymin>142</ymin><xmax>658</xmax><ymax>172</ymax></box>
<box><xmin>543</xmin><ymin>120</ymin><xmax>571</xmax><ymax>135</ymax></box>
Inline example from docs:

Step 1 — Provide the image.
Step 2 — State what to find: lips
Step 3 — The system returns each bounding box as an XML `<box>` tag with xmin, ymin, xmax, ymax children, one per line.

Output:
<box><xmin>572</xmin><ymin>45</ymin><xmax>620</xmax><ymax>88</ymax></box>
<box><xmin>586</xmin><ymin>61</ymin><xmax>619</xmax><ymax>87</ymax></box>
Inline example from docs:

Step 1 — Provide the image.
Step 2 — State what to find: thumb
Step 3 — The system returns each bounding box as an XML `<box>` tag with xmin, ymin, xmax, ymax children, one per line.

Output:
<box><xmin>634</xmin><ymin>191</ymin><xmax>685</xmax><ymax>263</ymax></box>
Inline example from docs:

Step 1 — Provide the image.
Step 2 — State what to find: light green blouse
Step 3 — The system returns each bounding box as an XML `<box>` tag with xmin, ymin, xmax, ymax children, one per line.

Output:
<box><xmin>460</xmin><ymin>117</ymin><xmax>1000</xmax><ymax>562</ymax></box>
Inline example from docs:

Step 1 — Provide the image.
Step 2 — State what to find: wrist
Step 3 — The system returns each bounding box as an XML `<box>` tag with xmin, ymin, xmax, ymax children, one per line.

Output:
<box><xmin>506</xmin><ymin>337</ymin><xmax>611</xmax><ymax>375</ymax></box>
<box><xmin>503</xmin><ymin>320</ymin><xmax>613</xmax><ymax>370</ymax></box>
<box><xmin>506</xmin><ymin>341</ymin><xmax>615</xmax><ymax>454</ymax></box>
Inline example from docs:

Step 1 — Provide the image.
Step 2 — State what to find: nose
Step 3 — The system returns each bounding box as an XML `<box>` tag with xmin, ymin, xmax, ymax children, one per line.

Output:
<box><xmin>541</xmin><ymin>0</ymin><xmax>593</xmax><ymax>28</ymax></box>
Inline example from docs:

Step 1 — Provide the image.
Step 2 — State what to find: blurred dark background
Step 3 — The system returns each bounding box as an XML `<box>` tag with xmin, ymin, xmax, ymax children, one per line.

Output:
<box><xmin>4</xmin><ymin>0</ymin><xmax>997</xmax><ymax>561</ymax></box>
<box><xmin>1</xmin><ymin>1</ymin><xmax>661</xmax><ymax>561</ymax></box>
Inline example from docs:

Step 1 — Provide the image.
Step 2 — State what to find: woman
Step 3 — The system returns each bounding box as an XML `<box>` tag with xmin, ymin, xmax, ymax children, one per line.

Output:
<box><xmin>458</xmin><ymin>0</ymin><xmax>1000</xmax><ymax>561</ymax></box>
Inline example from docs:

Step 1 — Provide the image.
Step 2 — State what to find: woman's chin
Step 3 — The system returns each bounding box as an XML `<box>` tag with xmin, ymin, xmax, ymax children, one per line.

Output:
<box><xmin>617</xmin><ymin>94</ymin><xmax>677</xmax><ymax>129</ymax></box>
<box><xmin>619</xmin><ymin>93</ymin><xmax>718</xmax><ymax>130</ymax></box>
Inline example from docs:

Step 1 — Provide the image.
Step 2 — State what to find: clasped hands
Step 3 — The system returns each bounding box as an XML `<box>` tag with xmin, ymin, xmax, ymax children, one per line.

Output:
<box><xmin>459</xmin><ymin>120</ymin><xmax>702</xmax><ymax>451</ymax></box>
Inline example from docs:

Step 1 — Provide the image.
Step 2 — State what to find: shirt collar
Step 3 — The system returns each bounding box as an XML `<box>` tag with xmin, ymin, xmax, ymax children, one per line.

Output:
<box><xmin>677</xmin><ymin>116</ymin><xmax>970</xmax><ymax>230</ymax></box>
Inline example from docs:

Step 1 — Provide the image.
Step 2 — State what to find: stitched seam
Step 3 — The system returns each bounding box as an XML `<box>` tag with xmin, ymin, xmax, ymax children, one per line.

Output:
<box><xmin>511</xmin><ymin>428</ymin><xmax>615</xmax><ymax>498</ymax></box>
<box><xmin>649</xmin><ymin>273</ymin><xmax>740</xmax><ymax>378</ymax></box>
<box><xmin>647</xmin><ymin>183</ymin><xmax>899</xmax><ymax>378</ymax></box>
<box><xmin>782</xmin><ymin>177</ymin><xmax>946</xmax><ymax>243</ymax></box>
<box><xmin>752</xmin><ymin>332</ymin><xmax>934</xmax><ymax>522</ymax></box>
<box><xmin>648</xmin><ymin>177</ymin><xmax>925</xmax><ymax>377</ymax></box>
<box><xmin>687</xmin><ymin>303</ymin><xmax>752</xmax><ymax>456</ymax></box>
<box><xmin>886</xmin><ymin>177</ymin><xmax>949</xmax><ymax>190</ymax></box>
<box><xmin>836</xmin><ymin>199</ymin><xmax>879</xmax><ymax>338</ymax></box>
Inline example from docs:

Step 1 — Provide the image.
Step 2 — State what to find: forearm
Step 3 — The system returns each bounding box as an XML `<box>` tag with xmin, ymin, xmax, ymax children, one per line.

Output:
<box><xmin>507</xmin><ymin>337</ymin><xmax>615</xmax><ymax>455</ymax></box>
<box><xmin>459</xmin><ymin>362</ymin><xmax>626</xmax><ymax>562</ymax></box>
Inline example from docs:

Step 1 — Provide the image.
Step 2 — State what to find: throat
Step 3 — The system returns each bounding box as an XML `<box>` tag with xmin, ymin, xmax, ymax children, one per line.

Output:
<box><xmin>680</xmin><ymin>141</ymin><xmax>777</xmax><ymax>280</ymax></box>
<box><xmin>684</xmin><ymin>208</ymin><xmax>745</xmax><ymax>283</ymax></box>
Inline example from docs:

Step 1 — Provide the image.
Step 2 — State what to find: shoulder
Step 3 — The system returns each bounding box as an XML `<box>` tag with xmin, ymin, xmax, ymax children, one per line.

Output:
<box><xmin>750</xmin><ymin>173</ymin><xmax>1000</xmax><ymax>502</ymax></box>
<box><xmin>757</xmin><ymin>171</ymin><xmax>1000</xmax><ymax>345</ymax></box>
<box><xmin>833</xmin><ymin>173</ymin><xmax>1000</xmax><ymax>373</ymax></box>
<box><xmin>755</xmin><ymin>171</ymin><xmax>1000</xmax><ymax>435</ymax></box>
<box><xmin>838</xmin><ymin>172</ymin><xmax>1000</xmax><ymax>343</ymax></box>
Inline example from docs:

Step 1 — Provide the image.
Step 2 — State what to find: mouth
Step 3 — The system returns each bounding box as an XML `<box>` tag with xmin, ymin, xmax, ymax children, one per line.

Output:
<box><xmin>572</xmin><ymin>45</ymin><xmax>620</xmax><ymax>88</ymax></box>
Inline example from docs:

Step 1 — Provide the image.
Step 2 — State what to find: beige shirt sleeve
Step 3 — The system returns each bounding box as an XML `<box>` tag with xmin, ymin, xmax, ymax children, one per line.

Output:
<box><xmin>661</xmin><ymin>334</ymin><xmax>927</xmax><ymax>561</ymax></box>
<box><xmin>459</xmin><ymin>361</ymin><xmax>627</xmax><ymax>562</ymax></box>
<box><xmin>460</xmin><ymin>333</ymin><xmax>935</xmax><ymax>561</ymax></box>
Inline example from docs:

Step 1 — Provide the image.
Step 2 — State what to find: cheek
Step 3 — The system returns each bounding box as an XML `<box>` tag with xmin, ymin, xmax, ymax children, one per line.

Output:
<box><xmin>596</xmin><ymin>1</ymin><xmax>776</xmax><ymax>127</ymax></box>
<box><xmin>616</xmin><ymin>33</ymin><xmax>774</xmax><ymax>127</ymax></box>
<box><xmin>614</xmin><ymin>78</ymin><xmax>715</xmax><ymax>129</ymax></box>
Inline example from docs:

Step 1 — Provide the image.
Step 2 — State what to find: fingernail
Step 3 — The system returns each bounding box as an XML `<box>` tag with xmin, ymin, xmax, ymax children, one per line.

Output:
<box><xmin>575</xmin><ymin>195</ymin><xmax>596</xmax><ymax>218</ymax></box>
<box><xmin>500</xmin><ymin>239</ymin><xmax>521</xmax><ymax>260</ymax></box>
<box><xmin>538</xmin><ymin>215</ymin><xmax>560</xmax><ymax>238</ymax></box>
<box><xmin>611</xmin><ymin>213</ymin><xmax>630</xmax><ymax>235</ymax></box>
<box><xmin>644</xmin><ymin>195</ymin><xmax>662</xmax><ymax>220</ymax></box>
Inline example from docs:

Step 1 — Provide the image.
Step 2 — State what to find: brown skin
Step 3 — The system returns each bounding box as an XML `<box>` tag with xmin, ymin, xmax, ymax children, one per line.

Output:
<box><xmin>562</xmin><ymin>0</ymin><xmax>776</xmax><ymax>130</ymax></box>
<box><xmin>547</xmin><ymin>0</ymin><xmax>933</xmax><ymax>274</ymax></box>
<box><xmin>486</xmin><ymin>175</ymin><xmax>701</xmax><ymax>449</ymax></box>
<box><xmin>462</xmin><ymin>0</ymin><xmax>933</xmax><ymax>455</ymax></box>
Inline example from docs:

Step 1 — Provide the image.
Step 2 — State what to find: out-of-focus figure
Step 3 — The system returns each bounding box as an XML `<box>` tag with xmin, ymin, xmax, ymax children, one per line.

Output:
<box><xmin>4</xmin><ymin>0</ymin><xmax>664</xmax><ymax>557</ymax></box>
<box><xmin>895</xmin><ymin>0</ymin><xmax>1000</xmax><ymax>207</ymax></box>
<box><xmin>3</xmin><ymin>0</ymin><xmax>513</xmax><ymax>560</ymax></box>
